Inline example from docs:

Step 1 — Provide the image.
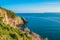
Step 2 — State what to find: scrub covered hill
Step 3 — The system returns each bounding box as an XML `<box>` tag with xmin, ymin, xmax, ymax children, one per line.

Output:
<box><xmin>0</xmin><ymin>7</ymin><xmax>45</xmax><ymax>40</ymax></box>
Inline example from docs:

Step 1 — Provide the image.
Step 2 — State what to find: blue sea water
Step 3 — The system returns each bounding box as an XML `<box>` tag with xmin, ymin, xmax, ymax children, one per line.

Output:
<box><xmin>16</xmin><ymin>13</ymin><xmax>60</xmax><ymax>40</ymax></box>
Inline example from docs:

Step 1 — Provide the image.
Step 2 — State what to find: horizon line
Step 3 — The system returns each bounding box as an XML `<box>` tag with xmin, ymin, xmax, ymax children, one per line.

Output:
<box><xmin>16</xmin><ymin>12</ymin><xmax>60</xmax><ymax>13</ymax></box>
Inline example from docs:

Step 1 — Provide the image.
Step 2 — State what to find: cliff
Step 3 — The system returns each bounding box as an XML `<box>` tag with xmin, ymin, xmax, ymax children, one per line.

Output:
<box><xmin>0</xmin><ymin>7</ymin><xmax>43</xmax><ymax>40</ymax></box>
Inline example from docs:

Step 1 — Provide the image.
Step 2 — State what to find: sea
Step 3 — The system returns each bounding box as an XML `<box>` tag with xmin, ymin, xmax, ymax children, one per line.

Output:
<box><xmin>16</xmin><ymin>13</ymin><xmax>60</xmax><ymax>40</ymax></box>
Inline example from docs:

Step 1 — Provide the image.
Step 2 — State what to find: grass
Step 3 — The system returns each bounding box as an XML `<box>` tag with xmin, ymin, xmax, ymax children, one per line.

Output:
<box><xmin>0</xmin><ymin>17</ymin><xmax>32</xmax><ymax>40</ymax></box>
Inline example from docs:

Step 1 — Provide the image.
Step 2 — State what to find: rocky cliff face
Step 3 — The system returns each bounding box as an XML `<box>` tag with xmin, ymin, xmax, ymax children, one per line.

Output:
<box><xmin>0</xmin><ymin>7</ymin><xmax>42</xmax><ymax>40</ymax></box>
<box><xmin>0</xmin><ymin>7</ymin><xmax>24</xmax><ymax>28</ymax></box>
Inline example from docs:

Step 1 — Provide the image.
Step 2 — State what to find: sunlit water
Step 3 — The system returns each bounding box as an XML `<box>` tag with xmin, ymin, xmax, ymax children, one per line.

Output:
<box><xmin>16</xmin><ymin>13</ymin><xmax>60</xmax><ymax>40</ymax></box>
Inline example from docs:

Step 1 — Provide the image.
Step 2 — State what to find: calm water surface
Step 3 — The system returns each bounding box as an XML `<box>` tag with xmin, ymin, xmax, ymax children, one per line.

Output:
<box><xmin>16</xmin><ymin>13</ymin><xmax>60</xmax><ymax>40</ymax></box>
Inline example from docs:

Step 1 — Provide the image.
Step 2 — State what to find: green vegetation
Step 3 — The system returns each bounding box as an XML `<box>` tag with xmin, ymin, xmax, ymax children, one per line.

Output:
<box><xmin>0</xmin><ymin>7</ymin><xmax>16</xmax><ymax>18</ymax></box>
<box><xmin>44</xmin><ymin>37</ymin><xmax>48</xmax><ymax>40</ymax></box>
<box><xmin>0</xmin><ymin>7</ymin><xmax>41</xmax><ymax>40</ymax></box>
<box><xmin>0</xmin><ymin>17</ymin><xmax>32</xmax><ymax>40</ymax></box>
<box><xmin>6</xmin><ymin>10</ymin><xmax>16</xmax><ymax>18</ymax></box>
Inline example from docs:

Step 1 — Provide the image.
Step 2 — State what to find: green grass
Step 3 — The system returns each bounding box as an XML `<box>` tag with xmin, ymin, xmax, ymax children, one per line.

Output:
<box><xmin>0</xmin><ymin>7</ymin><xmax>36</xmax><ymax>40</ymax></box>
<box><xmin>0</xmin><ymin>17</ymin><xmax>32</xmax><ymax>40</ymax></box>
<box><xmin>0</xmin><ymin>7</ymin><xmax>16</xmax><ymax>18</ymax></box>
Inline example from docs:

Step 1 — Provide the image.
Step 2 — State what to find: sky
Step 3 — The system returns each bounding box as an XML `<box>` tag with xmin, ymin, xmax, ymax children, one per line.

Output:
<box><xmin>0</xmin><ymin>0</ymin><xmax>60</xmax><ymax>13</ymax></box>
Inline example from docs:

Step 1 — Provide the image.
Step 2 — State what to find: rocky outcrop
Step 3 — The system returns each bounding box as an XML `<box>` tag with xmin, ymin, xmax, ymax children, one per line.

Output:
<box><xmin>31</xmin><ymin>32</ymin><xmax>42</xmax><ymax>40</ymax></box>
<box><xmin>23</xmin><ymin>27</ymin><xmax>30</xmax><ymax>33</ymax></box>
<box><xmin>0</xmin><ymin>7</ymin><xmax>42</xmax><ymax>40</ymax></box>
<box><xmin>0</xmin><ymin>7</ymin><xmax>24</xmax><ymax>28</ymax></box>
<box><xmin>23</xmin><ymin>27</ymin><xmax>42</xmax><ymax>40</ymax></box>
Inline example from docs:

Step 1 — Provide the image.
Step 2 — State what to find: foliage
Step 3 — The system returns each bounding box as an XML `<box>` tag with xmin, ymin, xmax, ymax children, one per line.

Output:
<box><xmin>44</xmin><ymin>37</ymin><xmax>48</xmax><ymax>40</ymax></box>
<box><xmin>6</xmin><ymin>10</ymin><xmax>16</xmax><ymax>18</ymax></box>
<box><xmin>0</xmin><ymin>17</ymin><xmax>32</xmax><ymax>40</ymax></box>
<box><xmin>0</xmin><ymin>7</ymin><xmax>16</xmax><ymax>18</ymax></box>
<box><xmin>0</xmin><ymin>7</ymin><xmax>36</xmax><ymax>40</ymax></box>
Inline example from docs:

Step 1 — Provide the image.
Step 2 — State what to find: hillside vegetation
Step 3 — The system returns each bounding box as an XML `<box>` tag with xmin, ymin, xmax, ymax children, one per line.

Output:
<box><xmin>0</xmin><ymin>18</ymin><xmax>32</xmax><ymax>40</ymax></box>
<box><xmin>0</xmin><ymin>7</ymin><xmax>44</xmax><ymax>40</ymax></box>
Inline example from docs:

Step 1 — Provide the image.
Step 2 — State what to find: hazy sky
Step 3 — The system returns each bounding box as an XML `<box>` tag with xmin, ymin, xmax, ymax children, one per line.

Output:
<box><xmin>0</xmin><ymin>0</ymin><xmax>60</xmax><ymax>13</ymax></box>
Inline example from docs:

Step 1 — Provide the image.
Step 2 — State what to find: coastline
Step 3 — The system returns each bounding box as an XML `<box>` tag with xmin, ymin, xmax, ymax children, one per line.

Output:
<box><xmin>0</xmin><ymin>7</ymin><xmax>43</xmax><ymax>40</ymax></box>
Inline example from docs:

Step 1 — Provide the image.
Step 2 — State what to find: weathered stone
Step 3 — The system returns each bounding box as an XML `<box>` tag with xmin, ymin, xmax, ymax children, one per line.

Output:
<box><xmin>31</xmin><ymin>32</ymin><xmax>42</xmax><ymax>40</ymax></box>
<box><xmin>23</xmin><ymin>27</ymin><xmax>30</xmax><ymax>33</ymax></box>
<box><xmin>0</xmin><ymin>7</ymin><xmax>43</xmax><ymax>40</ymax></box>
<box><xmin>0</xmin><ymin>8</ymin><xmax>24</xmax><ymax>28</ymax></box>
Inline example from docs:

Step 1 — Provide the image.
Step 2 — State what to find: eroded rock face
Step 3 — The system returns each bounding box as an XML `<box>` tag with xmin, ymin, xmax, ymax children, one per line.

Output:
<box><xmin>0</xmin><ymin>8</ymin><xmax>9</xmax><ymax>24</ymax></box>
<box><xmin>31</xmin><ymin>32</ymin><xmax>42</xmax><ymax>40</ymax></box>
<box><xmin>23</xmin><ymin>27</ymin><xmax>42</xmax><ymax>40</ymax></box>
<box><xmin>23</xmin><ymin>27</ymin><xmax>30</xmax><ymax>33</ymax></box>
<box><xmin>0</xmin><ymin>8</ymin><xmax>24</xmax><ymax>28</ymax></box>
<box><xmin>0</xmin><ymin>7</ymin><xmax>42</xmax><ymax>40</ymax></box>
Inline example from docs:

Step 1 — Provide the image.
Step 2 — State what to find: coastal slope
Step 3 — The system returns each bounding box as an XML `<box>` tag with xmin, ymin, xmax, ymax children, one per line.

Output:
<box><xmin>0</xmin><ymin>7</ymin><xmax>42</xmax><ymax>40</ymax></box>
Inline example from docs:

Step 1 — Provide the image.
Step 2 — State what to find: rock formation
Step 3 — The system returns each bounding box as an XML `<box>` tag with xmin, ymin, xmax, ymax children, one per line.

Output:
<box><xmin>0</xmin><ymin>7</ymin><xmax>43</xmax><ymax>40</ymax></box>
<box><xmin>0</xmin><ymin>7</ymin><xmax>24</xmax><ymax>28</ymax></box>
